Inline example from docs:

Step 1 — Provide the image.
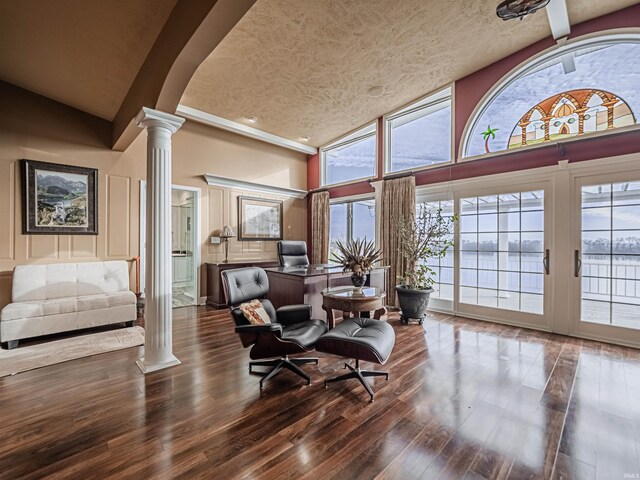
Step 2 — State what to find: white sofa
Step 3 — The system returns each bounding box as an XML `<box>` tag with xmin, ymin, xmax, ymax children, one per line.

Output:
<box><xmin>1</xmin><ymin>261</ymin><xmax>136</xmax><ymax>349</ymax></box>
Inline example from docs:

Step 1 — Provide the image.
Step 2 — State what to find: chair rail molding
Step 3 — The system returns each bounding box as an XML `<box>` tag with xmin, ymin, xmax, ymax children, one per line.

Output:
<box><xmin>203</xmin><ymin>174</ymin><xmax>308</xmax><ymax>199</ymax></box>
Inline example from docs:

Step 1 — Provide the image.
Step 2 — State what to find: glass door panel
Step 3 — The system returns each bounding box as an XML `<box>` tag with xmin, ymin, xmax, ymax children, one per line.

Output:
<box><xmin>459</xmin><ymin>190</ymin><xmax>545</xmax><ymax>315</ymax></box>
<box><xmin>579</xmin><ymin>181</ymin><xmax>640</xmax><ymax>330</ymax></box>
<box><xmin>418</xmin><ymin>200</ymin><xmax>455</xmax><ymax>302</ymax></box>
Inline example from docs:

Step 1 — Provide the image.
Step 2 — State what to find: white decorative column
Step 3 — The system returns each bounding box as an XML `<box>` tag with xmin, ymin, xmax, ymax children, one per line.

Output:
<box><xmin>135</xmin><ymin>107</ymin><xmax>184</xmax><ymax>374</ymax></box>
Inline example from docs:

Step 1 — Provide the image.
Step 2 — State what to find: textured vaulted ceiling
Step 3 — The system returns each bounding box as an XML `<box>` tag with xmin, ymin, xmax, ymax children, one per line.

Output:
<box><xmin>182</xmin><ymin>0</ymin><xmax>640</xmax><ymax>147</ymax></box>
<box><xmin>0</xmin><ymin>0</ymin><xmax>176</xmax><ymax>120</ymax></box>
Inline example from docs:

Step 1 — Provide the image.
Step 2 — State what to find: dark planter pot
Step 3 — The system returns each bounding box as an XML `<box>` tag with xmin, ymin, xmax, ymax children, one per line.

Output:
<box><xmin>395</xmin><ymin>285</ymin><xmax>434</xmax><ymax>325</ymax></box>
<box><xmin>351</xmin><ymin>272</ymin><xmax>367</xmax><ymax>288</ymax></box>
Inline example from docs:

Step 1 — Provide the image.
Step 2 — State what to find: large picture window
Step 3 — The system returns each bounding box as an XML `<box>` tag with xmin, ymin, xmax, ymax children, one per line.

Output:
<box><xmin>329</xmin><ymin>199</ymin><xmax>375</xmax><ymax>261</ymax></box>
<box><xmin>463</xmin><ymin>37</ymin><xmax>640</xmax><ymax>158</ymax></box>
<box><xmin>386</xmin><ymin>87</ymin><xmax>452</xmax><ymax>173</ymax></box>
<box><xmin>321</xmin><ymin>123</ymin><xmax>376</xmax><ymax>186</ymax></box>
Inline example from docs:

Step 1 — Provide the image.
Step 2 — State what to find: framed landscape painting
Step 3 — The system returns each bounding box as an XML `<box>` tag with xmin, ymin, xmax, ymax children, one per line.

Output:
<box><xmin>237</xmin><ymin>196</ymin><xmax>283</xmax><ymax>241</ymax></box>
<box><xmin>21</xmin><ymin>159</ymin><xmax>98</xmax><ymax>235</ymax></box>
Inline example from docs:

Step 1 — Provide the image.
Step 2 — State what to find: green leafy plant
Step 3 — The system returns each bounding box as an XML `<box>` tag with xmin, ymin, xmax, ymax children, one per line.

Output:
<box><xmin>482</xmin><ymin>125</ymin><xmax>499</xmax><ymax>153</ymax></box>
<box><xmin>331</xmin><ymin>237</ymin><xmax>382</xmax><ymax>275</ymax></box>
<box><xmin>397</xmin><ymin>207</ymin><xmax>457</xmax><ymax>290</ymax></box>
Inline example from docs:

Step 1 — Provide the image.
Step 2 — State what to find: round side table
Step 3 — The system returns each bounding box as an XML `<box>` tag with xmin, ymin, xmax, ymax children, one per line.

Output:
<box><xmin>321</xmin><ymin>286</ymin><xmax>387</xmax><ymax>329</ymax></box>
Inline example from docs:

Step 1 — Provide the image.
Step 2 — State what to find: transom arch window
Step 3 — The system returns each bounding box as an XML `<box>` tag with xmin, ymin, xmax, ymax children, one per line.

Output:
<box><xmin>462</xmin><ymin>33</ymin><xmax>640</xmax><ymax>158</ymax></box>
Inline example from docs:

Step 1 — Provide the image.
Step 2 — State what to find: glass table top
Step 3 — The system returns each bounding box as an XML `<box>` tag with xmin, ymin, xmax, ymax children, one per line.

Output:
<box><xmin>321</xmin><ymin>286</ymin><xmax>384</xmax><ymax>299</ymax></box>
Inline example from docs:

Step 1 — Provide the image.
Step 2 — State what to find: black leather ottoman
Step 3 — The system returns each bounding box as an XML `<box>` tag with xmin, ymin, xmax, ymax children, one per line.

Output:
<box><xmin>316</xmin><ymin>318</ymin><xmax>395</xmax><ymax>402</ymax></box>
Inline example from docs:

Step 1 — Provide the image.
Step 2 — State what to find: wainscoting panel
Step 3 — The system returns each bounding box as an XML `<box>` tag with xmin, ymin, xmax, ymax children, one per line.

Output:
<box><xmin>0</xmin><ymin>162</ymin><xmax>14</xmax><ymax>260</ymax></box>
<box><xmin>207</xmin><ymin>187</ymin><xmax>225</xmax><ymax>257</ymax></box>
<box><xmin>27</xmin><ymin>235</ymin><xmax>59</xmax><ymax>260</ymax></box>
<box><xmin>105</xmin><ymin>175</ymin><xmax>131</xmax><ymax>258</ymax></box>
<box><xmin>205</xmin><ymin>188</ymin><xmax>306</xmax><ymax>263</ymax></box>
<box><xmin>70</xmin><ymin>235</ymin><xmax>98</xmax><ymax>259</ymax></box>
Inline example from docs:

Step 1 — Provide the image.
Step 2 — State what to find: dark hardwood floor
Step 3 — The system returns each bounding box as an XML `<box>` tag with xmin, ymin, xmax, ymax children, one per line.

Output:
<box><xmin>1</xmin><ymin>307</ymin><xmax>639</xmax><ymax>479</ymax></box>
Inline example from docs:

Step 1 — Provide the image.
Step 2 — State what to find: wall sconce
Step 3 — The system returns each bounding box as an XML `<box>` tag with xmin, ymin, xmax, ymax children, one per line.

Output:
<box><xmin>219</xmin><ymin>225</ymin><xmax>235</xmax><ymax>263</ymax></box>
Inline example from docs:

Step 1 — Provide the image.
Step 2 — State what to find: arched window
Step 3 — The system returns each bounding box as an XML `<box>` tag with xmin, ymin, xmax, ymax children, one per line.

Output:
<box><xmin>462</xmin><ymin>34</ymin><xmax>640</xmax><ymax>158</ymax></box>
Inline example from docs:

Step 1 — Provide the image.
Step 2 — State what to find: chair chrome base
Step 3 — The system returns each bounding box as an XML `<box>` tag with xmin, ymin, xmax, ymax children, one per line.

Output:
<box><xmin>324</xmin><ymin>359</ymin><xmax>389</xmax><ymax>402</ymax></box>
<box><xmin>249</xmin><ymin>355</ymin><xmax>319</xmax><ymax>390</ymax></box>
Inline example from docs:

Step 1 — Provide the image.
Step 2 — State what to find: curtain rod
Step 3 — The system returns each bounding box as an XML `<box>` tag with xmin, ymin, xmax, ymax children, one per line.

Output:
<box><xmin>376</xmin><ymin>171</ymin><xmax>416</xmax><ymax>182</ymax></box>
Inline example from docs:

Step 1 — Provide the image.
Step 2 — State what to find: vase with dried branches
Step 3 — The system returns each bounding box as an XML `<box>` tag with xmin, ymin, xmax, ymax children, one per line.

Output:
<box><xmin>331</xmin><ymin>237</ymin><xmax>382</xmax><ymax>289</ymax></box>
<box><xmin>396</xmin><ymin>207</ymin><xmax>457</xmax><ymax>324</ymax></box>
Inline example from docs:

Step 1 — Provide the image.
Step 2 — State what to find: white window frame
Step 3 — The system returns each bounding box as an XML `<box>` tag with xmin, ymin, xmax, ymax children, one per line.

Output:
<box><xmin>460</xmin><ymin>29</ymin><xmax>640</xmax><ymax>162</ymax></box>
<box><xmin>320</xmin><ymin>122</ymin><xmax>378</xmax><ymax>187</ymax></box>
<box><xmin>383</xmin><ymin>84</ymin><xmax>455</xmax><ymax>175</ymax></box>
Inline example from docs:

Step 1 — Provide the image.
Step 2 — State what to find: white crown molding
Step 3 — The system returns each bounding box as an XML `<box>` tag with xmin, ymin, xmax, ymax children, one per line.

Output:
<box><xmin>176</xmin><ymin>105</ymin><xmax>318</xmax><ymax>155</ymax></box>
<box><xmin>203</xmin><ymin>173</ymin><xmax>308</xmax><ymax>199</ymax></box>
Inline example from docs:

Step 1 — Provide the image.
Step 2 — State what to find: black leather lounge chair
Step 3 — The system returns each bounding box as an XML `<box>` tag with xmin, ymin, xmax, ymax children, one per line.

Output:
<box><xmin>221</xmin><ymin>267</ymin><xmax>327</xmax><ymax>389</ymax></box>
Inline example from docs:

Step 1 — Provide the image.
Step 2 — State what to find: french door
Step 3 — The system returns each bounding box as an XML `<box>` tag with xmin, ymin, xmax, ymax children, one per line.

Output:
<box><xmin>572</xmin><ymin>174</ymin><xmax>640</xmax><ymax>346</ymax></box>
<box><xmin>454</xmin><ymin>183</ymin><xmax>552</xmax><ymax>331</ymax></box>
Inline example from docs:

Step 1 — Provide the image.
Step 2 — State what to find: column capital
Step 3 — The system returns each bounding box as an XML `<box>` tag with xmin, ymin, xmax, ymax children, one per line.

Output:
<box><xmin>136</xmin><ymin>107</ymin><xmax>185</xmax><ymax>134</ymax></box>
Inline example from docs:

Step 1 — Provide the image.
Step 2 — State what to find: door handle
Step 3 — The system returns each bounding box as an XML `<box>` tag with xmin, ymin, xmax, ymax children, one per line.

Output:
<box><xmin>574</xmin><ymin>250</ymin><xmax>582</xmax><ymax>277</ymax></box>
<box><xmin>543</xmin><ymin>249</ymin><xmax>550</xmax><ymax>275</ymax></box>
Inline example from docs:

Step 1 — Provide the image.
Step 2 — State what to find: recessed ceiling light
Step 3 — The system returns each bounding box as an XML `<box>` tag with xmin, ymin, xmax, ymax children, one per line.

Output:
<box><xmin>245</xmin><ymin>116</ymin><xmax>258</xmax><ymax>123</ymax></box>
<box><xmin>367</xmin><ymin>86</ymin><xmax>386</xmax><ymax>98</ymax></box>
<box><xmin>300</xmin><ymin>136</ymin><xmax>310</xmax><ymax>142</ymax></box>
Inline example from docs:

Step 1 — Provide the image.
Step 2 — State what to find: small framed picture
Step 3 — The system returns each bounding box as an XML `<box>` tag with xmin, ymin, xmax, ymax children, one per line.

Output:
<box><xmin>237</xmin><ymin>196</ymin><xmax>283</xmax><ymax>241</ymax></box>
<box><xmin>21</xmin><ymin>159</ymin><xmax>98</xmax><ymax>235</ymax></box>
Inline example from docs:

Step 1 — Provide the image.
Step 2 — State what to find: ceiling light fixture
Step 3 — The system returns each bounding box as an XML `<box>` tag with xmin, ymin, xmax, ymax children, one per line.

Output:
<box><xmin>245</xmin><ymin>116</ymin><xmax>257</xmax><ymax>123</ymax></box>
<box><xmin>496</xmin><ymin>0</ymin><xmax>550</xmax><ymax>20</ymax></box>
<box><xmin>367</xmin><ymin>86</ymin><xmax>386</xmax><ymax>98</ymax></box>
<box><xmin>300</xmin><ymin>136</ymin><xmax>310</xmax><ymax>142</ymax></box>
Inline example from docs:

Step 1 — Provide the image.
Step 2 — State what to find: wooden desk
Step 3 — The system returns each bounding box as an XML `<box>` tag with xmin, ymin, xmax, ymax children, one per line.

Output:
<box><xmin>266</xmin><ymin>266</ymin><xmax>388</xmax><ymax>320</ymax></box>
<box><xmin>321</xmin><ymin>286</ymin><xmax>387</xmax><ymax>329</ymax></box>
<box><xmin>206</xmin><ymin>261</ymin><xmax>278</xmax><ymax>308</ymax></box>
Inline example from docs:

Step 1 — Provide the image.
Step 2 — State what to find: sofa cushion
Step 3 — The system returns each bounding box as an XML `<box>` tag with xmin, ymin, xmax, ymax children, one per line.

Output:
<box><xmin>1</xmin><ymin>291</ymin><xmax>136</xmax><ymax>322</ymax></box>
<box><xmin>12</xmin><ymin>261</ymin><xmax>130</xmax><ymax>302</ymax></box>
<box><xmin>77</xmin><ymin>291</ymin><xmax>136</xmax><ymax>312</ymax></box>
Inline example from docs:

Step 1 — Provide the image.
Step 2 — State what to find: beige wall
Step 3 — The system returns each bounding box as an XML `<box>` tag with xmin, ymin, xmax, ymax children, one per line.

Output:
<box><xmin>0</xmin><ymin>82</ymin><xmax>307</xmax><ymax>309</ymax></box>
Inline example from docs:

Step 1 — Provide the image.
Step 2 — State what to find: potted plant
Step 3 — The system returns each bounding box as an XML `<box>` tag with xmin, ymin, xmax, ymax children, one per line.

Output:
<box><xmin>396</xmin><ymin>207</ymin><xmax>457</xmax><ymax>324</ymax></box>
<box><xmin>332</xmin><ymin>237</ymin><xmax>382</xmax><ymax>289</ymax></box>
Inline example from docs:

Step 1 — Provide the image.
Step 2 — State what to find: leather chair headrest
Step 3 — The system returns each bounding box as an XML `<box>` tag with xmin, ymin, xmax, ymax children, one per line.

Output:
<box><xmin>277</xmin><ymin>241</ymin><xmax>307</xmax><ymax>256</ymax></box>
<box><xmin>221</xmin><ymin>267</ymin><xmax>269</xmax><ymax>306</ymax></box>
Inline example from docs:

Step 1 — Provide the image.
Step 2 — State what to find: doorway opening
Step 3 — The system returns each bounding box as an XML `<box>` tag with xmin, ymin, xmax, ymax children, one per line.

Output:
<box><xmin>139</xmin><ymin>182</ymin><xmax>201</xmax><ymax>309</ymax></box>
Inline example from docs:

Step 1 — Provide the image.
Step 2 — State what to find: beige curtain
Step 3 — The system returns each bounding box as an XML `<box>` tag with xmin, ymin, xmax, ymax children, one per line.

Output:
<box><xmin>311</xmin><ymin>191</ymin><xmax>330</xmax><ymax>264</ymax></box>
<box><xmin>381</xmin><ymin>176</ymin><xmax>416</xmax><ymax>306</ymax></box>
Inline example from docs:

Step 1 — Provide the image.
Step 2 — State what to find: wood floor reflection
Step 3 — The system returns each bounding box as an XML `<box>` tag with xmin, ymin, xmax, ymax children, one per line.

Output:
<box><xmin>1</xmin><ymin>307</ymin><xmax>639</xmax><ymax>479</ymax></box>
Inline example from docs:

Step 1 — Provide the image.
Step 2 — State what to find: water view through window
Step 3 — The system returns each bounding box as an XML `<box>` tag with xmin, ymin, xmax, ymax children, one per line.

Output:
<box><xmin>459</xmin><ymin>191</ymin><xmax>545</xmax><ymax>314</ymax></box>
<box><xmin>581</xmin><ymin>182</ymin><xmax>640</xmax><ymax>330</ymax></box>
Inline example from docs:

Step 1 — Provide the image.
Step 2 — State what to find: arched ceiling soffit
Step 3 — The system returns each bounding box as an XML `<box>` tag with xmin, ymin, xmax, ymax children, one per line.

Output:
<box><xmin>0</xmin><ymin>0</ymin><xmax>177</xmax><ymax>121</ymax></box>
<box><xmin>112</xmin><ymin>0</ymin><xmax>257</xmax><ymax>150</ymax></box>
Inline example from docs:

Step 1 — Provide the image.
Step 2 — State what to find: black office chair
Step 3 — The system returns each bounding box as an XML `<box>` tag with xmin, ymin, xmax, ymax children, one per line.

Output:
<box><xmin>277</xmin><ymin>240</ymin><xmax>310</xmax><ymax>267</ymax></box>
<box><xmin>221</xmin><ymin>267</ymin><xmax>327</xmax><ymax>389</ymax></box>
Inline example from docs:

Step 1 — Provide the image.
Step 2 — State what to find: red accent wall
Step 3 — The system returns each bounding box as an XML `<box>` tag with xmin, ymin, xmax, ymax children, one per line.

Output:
<box><xmin>307</xmin><ymin>4</ymin><xmax>640</xmax><ymax>243</ymax></box>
